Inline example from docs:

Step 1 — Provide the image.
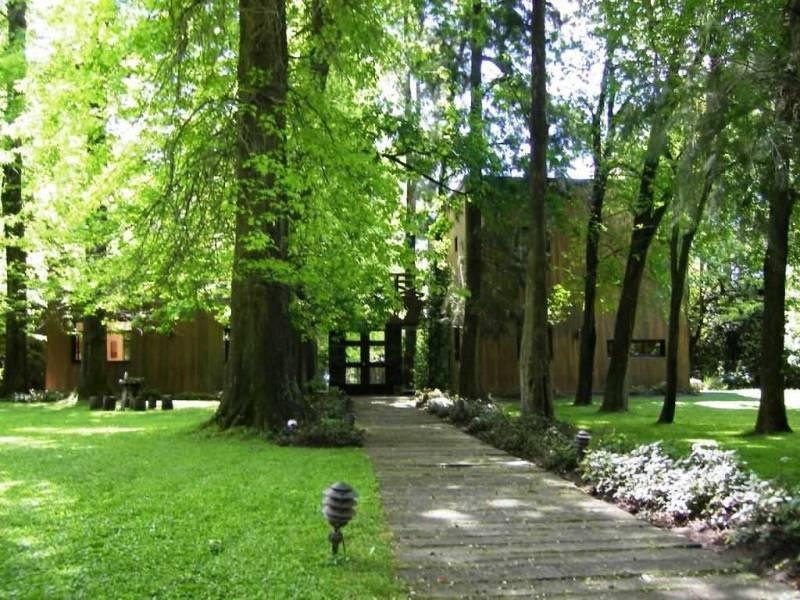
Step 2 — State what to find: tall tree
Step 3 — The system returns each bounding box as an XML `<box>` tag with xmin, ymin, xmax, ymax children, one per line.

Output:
<box><xmin>575</xmin><ymin>54</ymin><xmax>615</xmax><ymax>406</ymax></box>
<box><xmin>458</xmin><ymin>1</ymin><xmax>485</xmax><ymax>399</ymax></box>
<box><xmin>2</xmin><ymin>0</ymin><xmax>28</xmax><ymax>396</ymax></box>
<box><xmin>599</xmin><ymin>0</ymin><xmax>716</xmax><ymax>412</ymax></box>
<box><xmin>401</xmin><ymin>9</ymin><xmax>422</xmax><ymax>389</ymax></box>
<box><xmin>659</xmin><ymin>48</ymin><xmax>726</xmax><ymax>424</ymax></box>
<box><xmin>756</xmin><ymin>0</ymin><xmax>799</xmax><ymax>434</ymax></box>
<box><xmin>520</xmin><ymin>0</ymin><xmax>552</xmax><ymax>417</ymax></box>
<box><xmin>216</xmin><ymin>0</ymin><xmax>299</xmax><ymax>430</ymax></box>
<box><xmin>601</xmin><ymin>83</ymin><xmax>673</xmax><ymax>412</ymax></box>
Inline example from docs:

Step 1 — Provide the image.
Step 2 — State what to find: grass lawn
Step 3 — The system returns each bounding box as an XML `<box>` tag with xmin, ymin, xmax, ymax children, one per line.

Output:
<box><xmin>0</xmin><ymin>401</ymin><xmax>403</xmax><ymax>599</ymax></box>
<box><xmin>550</xmin><ymin>391</ymin><xmax>800</xmax><ymax>488</ymax></box>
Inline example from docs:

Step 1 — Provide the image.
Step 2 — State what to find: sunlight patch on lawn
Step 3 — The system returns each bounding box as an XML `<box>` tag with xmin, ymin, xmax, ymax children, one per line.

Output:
<box><xmin>696</xmin><ymin>400</ymin><xmax>759</xmax><ymax>410</ymax></box>
<box><xmin>705</xmin><ymin>388</ymin><xmax>800</xmax><ymax>409</ymax></box>
<box><xmin>15</xmin><ymin>426</ymin><xmax>145</xmax><ymax>436</ymax></box>
<box><xmin>686</xmin><ymin>438</ymin><xmax>719</xmax><ymax>445</ymax></box>
<box><xmin>8</xmin><ymin>534</ymin><xmax>55</xmax><ymax>560</ymax></box>
<box><xmin>0</xmin><ymin>480</ymin><xmax>74</xmax><ymax>510</ymax></box>
<box><xmin>0</xmin><ymin>435</ymin><xmax>55</xmax><ymax>448</ymax></box>
<box><xmin>0</xmin><ymin>480</ymin><xmax>24</xmax><ymax>495</ymax></box>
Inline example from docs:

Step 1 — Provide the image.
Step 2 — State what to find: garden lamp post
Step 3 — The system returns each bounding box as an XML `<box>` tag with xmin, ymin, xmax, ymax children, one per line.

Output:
<box><xmin>322</xmin><ymin>482</ymin><xmax>358</xmax><ymax>555</ymax></box>
<box><xmin>575</xmin><ymin>430</ymin><xmax>592</xmax><ymax>461</ymax></box>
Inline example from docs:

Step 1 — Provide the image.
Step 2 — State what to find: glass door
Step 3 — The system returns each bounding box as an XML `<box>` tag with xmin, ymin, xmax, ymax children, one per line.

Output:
<box><xmin>337</xmin><ymin>330</ymin><xmax>388</xmax><ymax>394</ymax></box>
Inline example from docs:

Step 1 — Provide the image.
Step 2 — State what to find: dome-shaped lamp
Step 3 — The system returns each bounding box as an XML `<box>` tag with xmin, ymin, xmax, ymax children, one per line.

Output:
<box><xmin>322</xmin><ymin>482</ymin><xmax>358</xmax><ymax>555</ymax></box>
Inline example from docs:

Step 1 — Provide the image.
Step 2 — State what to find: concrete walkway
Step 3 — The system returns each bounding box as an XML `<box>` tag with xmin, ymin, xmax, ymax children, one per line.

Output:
<box><xmin>356</xmin><ymin>396</ymin><xmax>798</xmax><ymax>599</ymax></box>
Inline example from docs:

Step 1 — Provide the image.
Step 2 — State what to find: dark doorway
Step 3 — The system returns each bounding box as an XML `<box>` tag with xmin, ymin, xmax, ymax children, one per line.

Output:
<box><xmin>329</xmin><ymin>330</ymin><xmax>390</xmax><ymax>395</ymax></box>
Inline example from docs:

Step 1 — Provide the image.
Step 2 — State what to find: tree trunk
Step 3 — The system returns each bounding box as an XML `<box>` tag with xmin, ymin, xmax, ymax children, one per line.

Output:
<box><xmin>2</xmin><ymin>0</ymin><xmax>28</xmax><ymax>397</ymax></box>
<box><xmin>401</xmin><ymin>23</ymin><xmax>419</xmax><ymax>391</ymax></box>
<box><xmin>601</xmin><ymin>204</ymin><xmax>667</xmax><ymax>411</ymax></box>
<box><xmin>601</xmin><ymin>110</ymin><xmax>671</xmax><ymax>411</ymax></box>
<box><xmin>756</xmin><ymin>165</ymin><xmax>794</xmax><ymax>433</ymax></box>
<box><xmin>661</xmin><ymin>48</ymin><xmax>725</xmax><ymax>422</ymax></box>
<box><xmin>426</xmin><ymin>265</ymin><xmax>451</xmax><ymax>390</ymax></box>
<box><xmin>520</xmin><ymin>0</ymin><xmax>552</xmax><ymax>418</ymax></box>
<box><xmin>216</xmin><ymin>0</ymin><xmax>299</xmax><ymax>431</ymax></box>
<box><xmin>426</xmin><ymin>164</ymin><xmax>452</xmax><ymax>391</ymax></box>
<box><xmin>755</xmin><ymin>0</ymin><xmax>799</xmax><ymax>434</ymax></box>
<box><xmin>660</xmin><ymin>165</ymin><xmax>715</xmax><ymax>423</ymax></box>
<box><xmin>659</xmin><ymin>224</ymin><xmax>692</xmax><ymax>423</ymax></box>
<box><xmin>78</xmin><ymin>313</ymin><xmax>108</xmax><ymax>400</ymax></box>
<box><xmin>309</xmin><ymin>0</ymin><xmax>330</xmax><ymax>90</ymax></box>
<box><xmin>575</xmin><ymin>57</ymin><xmax>613</xmax><ymax>406</ymax></box>
<box><xmin>458</xmin><ymin>1</ymin><xmax>484</xmax><ymax>399</ymax></box>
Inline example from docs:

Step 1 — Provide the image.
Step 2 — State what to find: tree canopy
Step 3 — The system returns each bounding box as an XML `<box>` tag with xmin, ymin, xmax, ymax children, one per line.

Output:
<box><xmin>0</xmin><ymin>0</ymin><xmax>797</xmax><ymax>433</ymax></box>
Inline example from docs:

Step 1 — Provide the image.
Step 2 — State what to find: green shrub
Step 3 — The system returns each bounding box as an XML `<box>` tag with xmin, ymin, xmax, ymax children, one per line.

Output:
<box><xmin>139</xmin><ymin>388</ymin><xmax>162</xmax><ymax>401</ymax></box>
<box><xmin>277</xmin><ymin>389</ymin><xmax>363</xmax><ymax>448</ymax></box>
<box><xmin>429</xmin><ymin>395</ymin><xmax>579</xmax><ymax>474</ymax></box>
<box><xmin>702</xmin><ymin>374</ymin><xmax>725</xmax><ymax>390</ymax></box>
<box><xmin>650</xmin><ymin>381</ymin><xmax>667</xmax><ymax>395</ymax></box>
<box><xmin>278</xmin><ymin>418</ymin><xmax>365</xmax><ymax>447</ymax></box>
<box><xmin>628</xmin><ymin>384</ymin><xmax>650</xmax><ymax>396</ymax></box>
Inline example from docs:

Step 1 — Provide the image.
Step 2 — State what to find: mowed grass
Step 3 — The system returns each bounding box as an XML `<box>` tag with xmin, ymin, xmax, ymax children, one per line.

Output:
<box><xmin>0</xmin><ymin>402</ymin><xmax>403</xmax><ymax>599</ymax></box>
<box><xmin>551</xmin><ymin>392</ymin><xmax>800</xmax><ymax>488</ymax></box>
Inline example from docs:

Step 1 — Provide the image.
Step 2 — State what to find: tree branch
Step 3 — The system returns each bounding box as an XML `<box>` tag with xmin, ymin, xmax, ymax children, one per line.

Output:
<box><xmin>381</xmin><ymin>154</ymin><xmax>467</xmax><ymax>196</ymax></box>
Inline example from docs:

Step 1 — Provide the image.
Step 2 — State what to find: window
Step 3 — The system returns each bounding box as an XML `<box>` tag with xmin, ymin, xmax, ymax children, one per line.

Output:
<box><xmin>607</xmin><ymin>339</ymin><xmax>666</xmax><ymax>358</ymax></box>
<box><xmin>345</xmin><ymin>367</ymin><xmax>361</xmax><ymax>384</ymax></box>
<box><xmin>70</xmin><ymin>321</ymin><xmax>132</xmax><ymax>362</ymax></box>
<box><xmin>346</xmin><ymin>345</ymin><xmax>361</xmax><ymax>362</ymax></box>
<box><xmin>106</xmin><ymin>327</ymin><xmax>132</xmax><ymax>362</ymax></box>
<box><xmin>369</xmin><ymin>346</ymin><xmax>385</xmax><ymax>363</ymax></box>
<box><xmin>71</xmin><ymin>332</ymin><xmax>81</xmax><ymax>363</ymax></box>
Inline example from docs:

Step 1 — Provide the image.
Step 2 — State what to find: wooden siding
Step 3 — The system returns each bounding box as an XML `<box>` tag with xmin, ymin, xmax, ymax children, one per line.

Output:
<box><xmin>448</xmin><ymin>179</ymin><xmax>691</xmax><ymax>396</ymax></box>
<box><xmin>45</xmin><ymin>311</ymin><xmax>225</xmax><ymax>394</ymax></box>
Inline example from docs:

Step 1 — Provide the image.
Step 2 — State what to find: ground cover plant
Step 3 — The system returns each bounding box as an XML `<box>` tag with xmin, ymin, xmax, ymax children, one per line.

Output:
<box><xmin>0</xmin><ymin>402</ymin><xmax>402</xmax><ymax>599</ymax></box>
<box><xmin>552</xmin><ymin>391</ymin><xmax>800</xmax><ymax>487</ymax></box>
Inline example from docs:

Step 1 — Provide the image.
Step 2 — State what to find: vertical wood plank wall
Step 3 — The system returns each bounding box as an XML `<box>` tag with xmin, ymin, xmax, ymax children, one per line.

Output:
<box><xmin>448</xmin><ymin>180</ymin><xmax>691</xmax><ymax>397</ymax></box>
<box><xmin>45</xmin><ymin>311</ymin><xmax>225</xmax><ymax>394</ymax></box>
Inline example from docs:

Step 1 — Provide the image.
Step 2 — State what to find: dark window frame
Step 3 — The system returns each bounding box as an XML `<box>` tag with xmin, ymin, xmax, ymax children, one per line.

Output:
<box><xmin>71</xmin><ymin>334</ymin><xmax>81</xmax><ymax>363</ymax></box>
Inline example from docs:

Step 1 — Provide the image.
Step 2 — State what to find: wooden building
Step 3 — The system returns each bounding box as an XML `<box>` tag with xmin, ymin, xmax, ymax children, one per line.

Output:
<box><xmin>449</xmin><ymin>178</ymin><xmax>690</xmax><ymax>397</ymax></box>
<box><xmin>45</xmin><ymin>311</ymin><xmax>226</xmax><ymax>394</ymax></box>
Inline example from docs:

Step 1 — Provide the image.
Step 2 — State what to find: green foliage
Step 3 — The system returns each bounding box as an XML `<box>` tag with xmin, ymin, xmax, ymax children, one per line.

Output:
<box><xmin>277</xmin><ymin>389</ymin><xmax>364</xmax><ymax>447</ymax></box>
<box><xmin>426</xmin><ymin>394</ymin><xmax>579</xmax><ymax>474</ymax></box>
<box><xmin>0</xmin><ymin>402</ymin><xmax>401</xmax><ymax>598</ymax></box>
<box><xmin>281</xmin><ymin>418</ymin><xmax>365</xmax><ymax>448</ymax></box>
<box><xmin>23</xmin><ymin>0</ymin><xmax>413</xmax><ymax>339</ymax></box>
<box><xmin>555</xmin><ymin>393</ymin><xmax>800</xmax><ymax>486</ymax></box>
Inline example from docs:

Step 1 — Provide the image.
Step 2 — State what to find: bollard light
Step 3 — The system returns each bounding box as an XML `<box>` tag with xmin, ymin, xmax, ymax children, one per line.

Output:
<box><xmin>575</xmin><ymin>430</ymin><xmax>592</xmax><ymax>461</ymax></box>
<box><xmin>322</xmin><ymin>482</ymin><xmax>358</xmax><ymax>555</ymax></box>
